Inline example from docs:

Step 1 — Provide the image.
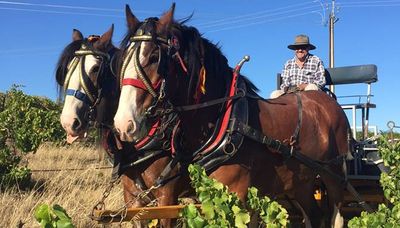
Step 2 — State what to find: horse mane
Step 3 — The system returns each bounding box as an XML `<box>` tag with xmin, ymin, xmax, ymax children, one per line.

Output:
<box><xmin>240</xmin><ymin>75</ymin><xmax>260</xmax><ymax>94</ymax></box>
<box><xmin>55</xmin><ymin>40</ymin><xmax>82</xmax><ymax>102</ymax></box>
<box><xmin>117</xmin><ymin>15</ymin><xmax>260</xmax><ymax>103</ymax></box>
<box><xmin>169</xmin><ymin>23</ymin><xmax>234</xmax><ymax>102</ymax></box>
<box><xmin>174</xmin><ymin>24</ymin><xmax>260</xmax><ymax>101</ymax></box>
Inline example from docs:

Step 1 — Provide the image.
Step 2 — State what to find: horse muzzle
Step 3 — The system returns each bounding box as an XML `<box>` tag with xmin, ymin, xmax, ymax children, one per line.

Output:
<box><xmin>60</xmin><ymin>115</ymin><xmax>88</xmax><ymax>143</ymax></box>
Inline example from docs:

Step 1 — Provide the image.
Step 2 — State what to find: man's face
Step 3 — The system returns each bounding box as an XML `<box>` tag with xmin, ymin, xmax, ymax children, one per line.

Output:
<box><xmin>294</xmin><ymin>45</ymin><xmax>309</xmax><ymax>61</ymax></box>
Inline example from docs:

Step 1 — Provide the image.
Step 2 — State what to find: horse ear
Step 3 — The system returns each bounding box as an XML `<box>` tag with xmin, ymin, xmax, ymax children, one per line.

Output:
<box><xmin>96</xmin><ymin>24</ymin><xmax>114</xmax><ymax>50</ymax></box>
<box><xmin>157</xmin><ymin>3</ymin><xmax>175</xmax><ymax>33</ymax></box>
<box><xmin>72</xmin><ymin>29</ymin><xmax>83</xmax><ymax>41</ymax></box>
<box><xmin>125</xmin><ymin>4</ymin><xmax>140</xmax><ymax>31</ymax></box>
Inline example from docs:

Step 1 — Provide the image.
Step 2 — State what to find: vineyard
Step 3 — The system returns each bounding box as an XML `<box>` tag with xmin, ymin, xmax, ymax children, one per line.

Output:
<box><xmin>1</xmin><ymin>87</ymin><xmax>400</xmax><ymax>227</ymax></box>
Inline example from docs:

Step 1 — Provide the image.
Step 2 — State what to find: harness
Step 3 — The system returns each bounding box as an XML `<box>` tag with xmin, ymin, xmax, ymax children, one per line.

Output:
<box><xmin>119</xmin><ymin>18</ymin><xmax>185</xmax><ymax>119</ymax></box>
<box><xmin>113</xmin><ymin>19</ymin><xmax>373</xmax><ymax>212</ymax></box>
<box><xmin>63</xmin><ymin>38</ymin><xmax>110</xmax><ymax>121</ymax></box>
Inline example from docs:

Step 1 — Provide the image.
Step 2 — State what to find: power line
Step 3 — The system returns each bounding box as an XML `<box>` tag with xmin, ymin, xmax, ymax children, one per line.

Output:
<box><xmin>196</xmin><ymin>2</ymin><xmax>315</xmax><ymax>27</ymax></box>
<box><xmin>340</xmin><ymin>4</ymin><xmax>400</xmax><ymax>7</ymax></box>
<box><xmin>0</xmin><ymin>46</ymin><xmax>59</xmax><ymax>54</ymax></box>
<box><xmin>0</xmin><ymin>6</ymin><xmax>123</xmax><ymax>17</ymax></box>
<box><xmin>339</xmin><ymin>0</ymin><xmax>400</xmax><ymax>7</ymax></box>
<box><xmin>0</xmin><ymin>2</ymin><xmax>323</xmax><ymax>34</ymax></box>
<box><xmin>0</xmin><ymin>1</ymin><xmax>191</xmax><ymax>18</ymax></box>
<box><xmin>0</xmin><ymin>2</ymin><xmax>320</xmax><ymax>32</ymax></box>
<box><xmin>0</xmin><ymin>0</ymin><xmax>161</xmax><ymax>14</ymax></box>
<box><xmin>205</xmin><ymin>11</ymin><xmax>317</xmax><ymax>33</ymax></box>
<box><xmin>199</xmin><ymin>4</ymin><xmax>320</xmax><ymax>29</ymax></box>
<box><xmin>0</xmin><ymin>0</ymin><xmax>121</xmax><ymax>12</ymax></box>
<box><xmin>341</xmin><ymin>0</ymin><xmax>400</xmax><ymax>4</ymax></box>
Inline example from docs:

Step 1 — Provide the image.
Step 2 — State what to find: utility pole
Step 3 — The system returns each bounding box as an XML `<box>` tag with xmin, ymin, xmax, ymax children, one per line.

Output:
<box><xmin>329</xmin><ymin>0</ymin><xmax>338</xmax><ymax>92</ymax></box>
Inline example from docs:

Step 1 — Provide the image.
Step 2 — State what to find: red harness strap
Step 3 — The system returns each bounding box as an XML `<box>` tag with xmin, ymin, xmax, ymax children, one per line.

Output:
<box><xmin>197</xmin><ymin>68</ymin><xmax>239</xmax><ymax>154</ymax></box>
<box><xmin>134</xmin><ymin>120</ymin><xmax>160</xmax><ymax>150</ymax></box>
<box><xmin>122</xmin><ymin>78</ymin><xmax>161</xmax><ymax>91</ymax></box>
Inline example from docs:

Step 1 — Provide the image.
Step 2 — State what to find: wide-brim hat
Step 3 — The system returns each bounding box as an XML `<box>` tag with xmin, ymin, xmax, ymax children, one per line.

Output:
<box><xmin>288</xmin><ymin>34</ymin><xmax>316</xmax><ymax>50</ymax></box>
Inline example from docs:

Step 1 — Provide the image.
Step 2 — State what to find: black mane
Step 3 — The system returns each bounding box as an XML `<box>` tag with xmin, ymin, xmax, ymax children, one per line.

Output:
<box><xmin>172</xmin><ymin>23</ymin><xmax>259</xmax><ymax>101</ymax></box>
<box><xmin>55</xmin><ymin>40</ymin><xmax>82</xmax><ymax>86</ymax></box>
<box><xmin>117</xmin><ymin>17</ymin><xmax>259</xmax><ymax>104</ymax></box>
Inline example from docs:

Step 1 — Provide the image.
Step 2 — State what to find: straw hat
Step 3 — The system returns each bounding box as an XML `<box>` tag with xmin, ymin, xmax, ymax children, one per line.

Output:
<box><xmin>288</xmin><ymin>34</ymin><xmax>316</xmax><ymax>50</ymax></box>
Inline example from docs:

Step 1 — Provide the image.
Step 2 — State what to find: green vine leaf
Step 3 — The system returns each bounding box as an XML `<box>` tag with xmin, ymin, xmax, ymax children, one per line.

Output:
<box><xmin>181</xmin><ymin>164</ymin><xmax>288</xmax><ymax>227</ymax></box>
<box><xmin>349</xmin><ymin>135</ymin><xmax>400</xmax><ymax>227</ymax></box>
<box><xmin>34</xmin><ymin>204</ymin><xmax>74</xmax><ymax>228</ymax></box>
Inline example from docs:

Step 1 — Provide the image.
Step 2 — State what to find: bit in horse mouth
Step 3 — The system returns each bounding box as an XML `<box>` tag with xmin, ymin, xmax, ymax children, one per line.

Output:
<box><xmin>66</xmin><ymin>131</ymin><xmax>87</xmax><ymax>144</ymax></box>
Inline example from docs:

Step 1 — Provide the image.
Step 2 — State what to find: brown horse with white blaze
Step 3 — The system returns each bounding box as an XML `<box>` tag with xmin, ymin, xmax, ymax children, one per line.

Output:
<box><xmin>57</xmin><ymin>26</ymin><xmax>117</xmax><ymax>143</ymax></box>
<box><xmin>55</xmin><ymin>27</ymin><xmax>180</xmax><ymax>216</ymax></box>
<box><xmin>114</xmin><ymin>4</ymin><xmax>350</xmax><ymax>227</ymax></box>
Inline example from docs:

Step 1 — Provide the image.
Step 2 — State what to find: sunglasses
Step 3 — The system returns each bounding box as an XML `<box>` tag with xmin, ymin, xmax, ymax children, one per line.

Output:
<box><xmin>294</xmin><ymin>45</ymin><xmax>309</xmax><ymax>50</ymax></box>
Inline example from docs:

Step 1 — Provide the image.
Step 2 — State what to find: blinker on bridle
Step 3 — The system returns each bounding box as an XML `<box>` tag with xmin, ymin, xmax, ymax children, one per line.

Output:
<box><xmin>120</xmin><ymin>33</ymin><xmax>169</xmax><ymax>98</ymax></box>
<box><xmin>120</xmin><ymin>18</ymin><xmax>189</xmax><ymax>118</ymax></box>
<box><xmin>63</xmin><ymin>36</ymin><xmax>110</xmax><ymax>118</ymax></box>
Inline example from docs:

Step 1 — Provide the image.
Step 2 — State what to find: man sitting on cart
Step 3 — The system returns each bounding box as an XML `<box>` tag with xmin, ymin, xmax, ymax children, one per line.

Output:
<box><xmin>270</xmin><ymin>34</ymin><xmax>326</xmax><ymax>99</ymax></box>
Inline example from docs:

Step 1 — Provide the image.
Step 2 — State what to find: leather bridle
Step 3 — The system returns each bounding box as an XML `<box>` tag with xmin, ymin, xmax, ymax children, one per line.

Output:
<box><xmin>63</xmin><ymin>40</ymin><xmax>110</xmax><ymax>121</ymax></box>
<box><xmin>119</xmin><ymin>19</ymin><xmax>181</xmax><ymax>118</ymax></box>
<box><xmin>119</xmin><ymin>20</ymin><xmax>245</xmax><ymax>119</ymax></box>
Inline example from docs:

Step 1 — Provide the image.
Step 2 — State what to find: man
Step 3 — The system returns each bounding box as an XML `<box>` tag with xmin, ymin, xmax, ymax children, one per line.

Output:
<box><xmin>270</xmin><ymin>34</ymin><xmax>326</xmax><ymax>99</ymax></box>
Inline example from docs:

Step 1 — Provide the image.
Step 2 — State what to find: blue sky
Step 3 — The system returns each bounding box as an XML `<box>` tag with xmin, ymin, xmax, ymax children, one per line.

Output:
<box><xmin>1</xmin><ymin>0</ymin><xmax>399</xmax><ymax>132</ymax></box>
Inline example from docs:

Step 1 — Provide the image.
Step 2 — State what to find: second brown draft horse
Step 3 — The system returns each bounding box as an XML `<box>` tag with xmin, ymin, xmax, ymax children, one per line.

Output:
<box><xmin>114</xmin><ymin>4</ymin><xmax>351</xmax><ymax>227</ymax></box>
<box><xmin>55</xmin><ymin>26</ymin><xmax>180</xmax><ymax>221</ymax></box>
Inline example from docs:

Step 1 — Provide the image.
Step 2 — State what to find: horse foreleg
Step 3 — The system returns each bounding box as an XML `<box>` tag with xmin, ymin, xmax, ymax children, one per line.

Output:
<box><xmin>319</xmin><ymin>164</ymin><xmax>345</xmax><ymax>228</ymax></box>
<box><xmin>155</xmin><ymin>182</ymin><xmax>180</xmax><ymax>228</ymax></box>
<box><xmin>331</xmin><ymin>204</ymin><xmax>343</xmax><ymax>228</ymax></box>
<box><xmin>292</xmin><ymin>200</ymin><xmax>312</xmax><ymax>228</ymax></box>
<box><xmin>294</xmin><ymin>180</ymin><xmax>323</xmax><ymax>228</ymax></box>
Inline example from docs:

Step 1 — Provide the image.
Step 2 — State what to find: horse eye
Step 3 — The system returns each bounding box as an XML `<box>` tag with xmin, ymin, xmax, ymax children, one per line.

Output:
<box><xmin>148</xmin><ymin>54</ymin><xmax>159</xmax><ymax>64</ymax></box>
<box><xmin>91</xmin><ymin>66</ymin><xmax>100</xmax><ymax>74</ymax></box>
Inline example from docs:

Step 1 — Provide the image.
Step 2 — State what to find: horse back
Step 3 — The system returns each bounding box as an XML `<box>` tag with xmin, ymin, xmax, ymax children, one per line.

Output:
<box><xmin>255</xmin><ymin>91</ymin><xmax>350</xmax><ymax>161</ymax></box>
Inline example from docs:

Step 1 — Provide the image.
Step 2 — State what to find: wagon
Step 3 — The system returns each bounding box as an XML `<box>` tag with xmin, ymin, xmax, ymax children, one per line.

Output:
<box><xmin>91</xmin><ymin>63</ymin><xmax>386</xmax><ymax>224</ymax></box>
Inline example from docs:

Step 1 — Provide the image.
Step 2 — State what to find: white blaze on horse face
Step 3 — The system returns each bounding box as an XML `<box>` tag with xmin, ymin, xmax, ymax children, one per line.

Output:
<box><xmin>60</xmin><ymin>55</ymin><xmax>100</xmax><ymax>143</ymax></box>
<box><xmin>114</xmin><ymin>42</ymin><xmax>148</xmax><ymax>142</ymax></box>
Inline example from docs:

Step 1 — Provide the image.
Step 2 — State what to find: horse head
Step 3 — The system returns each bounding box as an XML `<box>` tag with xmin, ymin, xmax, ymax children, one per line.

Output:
<box><xmin>57</xmin><ymin>26</ymin><xmax>118</xmax><ymax>143</ymax></box>
<box><xmin>114</xmin><ymin>4</ymin><xmax>230</xmax><ymax>143</ymax></box>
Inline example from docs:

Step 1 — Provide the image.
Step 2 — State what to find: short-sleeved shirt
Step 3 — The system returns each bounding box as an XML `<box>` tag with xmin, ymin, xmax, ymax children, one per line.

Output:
<box><xmin>280</xmin><ymin>54</ymin><xmax>326</xmax><ymax>90</ymax></box>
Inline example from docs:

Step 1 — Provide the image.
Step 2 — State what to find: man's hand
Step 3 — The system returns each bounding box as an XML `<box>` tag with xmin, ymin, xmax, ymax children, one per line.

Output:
<box><xmin>297</xmin><ymin>83</ymin><xmax>307</xmax><ymax>90</ymax></box>
<box><xmin>283</xmin><ymin>87</ymin><xmax>289</xmax><ymax>93</ymax></box>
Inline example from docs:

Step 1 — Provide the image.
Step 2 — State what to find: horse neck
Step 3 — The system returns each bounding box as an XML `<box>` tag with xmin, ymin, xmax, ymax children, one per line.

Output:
<box><xmin>178</xmin><ymin>62</ymin><xmax>231</xmax><ymax>151</ymax></box>
<box><xmin>96</xmin><ymin>51</ymin><xmax>120</xmax><ymax>126</ymax></box>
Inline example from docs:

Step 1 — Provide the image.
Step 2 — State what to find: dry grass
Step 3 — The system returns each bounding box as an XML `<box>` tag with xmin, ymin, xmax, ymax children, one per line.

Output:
<box><xmin>0</xmin><ymin>144</ymin><xmax>131</xmax><ymax>228</ymax></box>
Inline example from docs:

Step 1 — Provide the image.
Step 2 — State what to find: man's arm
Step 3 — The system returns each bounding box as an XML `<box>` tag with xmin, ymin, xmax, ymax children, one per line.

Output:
<box><xmin>314</xmin><ymin>59</ymin><xmax>326</xmax><ymax>88</ymax></box>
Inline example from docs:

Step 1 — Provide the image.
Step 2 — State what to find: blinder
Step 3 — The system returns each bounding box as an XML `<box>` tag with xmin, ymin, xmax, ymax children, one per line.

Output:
<box><xmin>121</xmin><ymin>18</ymin><xmax>181</xmax><ymax>118</ymax></box>
<box><xmin>63</xmin><ymin>39</ymin><xmax>111</xmax><ymax>121</ymax></box>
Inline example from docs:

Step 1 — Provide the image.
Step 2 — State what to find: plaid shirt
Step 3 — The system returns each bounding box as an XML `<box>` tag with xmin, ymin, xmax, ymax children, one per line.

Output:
<box><xmin>280</xmin><ymin>54</ymin><xmax>326</xmax><ymax>90</ymax></box>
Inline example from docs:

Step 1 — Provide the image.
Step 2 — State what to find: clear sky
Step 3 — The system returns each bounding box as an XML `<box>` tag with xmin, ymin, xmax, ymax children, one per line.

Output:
<box><xmin>1</xmin><ymin>0</ymin><xmax>399</xmax><ymax>133</ymax></box>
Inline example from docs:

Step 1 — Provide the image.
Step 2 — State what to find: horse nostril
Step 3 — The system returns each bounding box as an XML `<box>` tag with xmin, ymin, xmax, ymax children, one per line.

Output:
<box><xmin>72</xmin><ymin>118</ymin><xmax>82</xmax><ymax>131</ymax></box>
<box><xmin>127</xmin><ymin>120</ymin><xmax>136</xmax><ymax>134</ymax></box>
